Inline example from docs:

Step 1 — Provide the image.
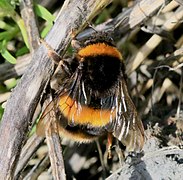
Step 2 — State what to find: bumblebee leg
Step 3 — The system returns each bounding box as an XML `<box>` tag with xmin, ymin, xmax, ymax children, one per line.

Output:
<box><xmin>103</xmin><ymin>134</ymin><xmax>113</xmax><ymax>169</ymax></box>
<box><xmin>107</xmin><ymin>133</ymin><xmax>113</xmax><ymax>159</ymax></box>
<box><xmin>40</xmin><ymin>38</ymin><xmax>62</xmax><ymax>64</ymax></box>
<box><xmin>115</xmin><ymin>141</ymin><xmax>125</xmax><ymax>166</ymax></box>
<box><xmin>95</xmin><ymin>140</ymin><xmax>107</xmax><ymax>177</ymax></box>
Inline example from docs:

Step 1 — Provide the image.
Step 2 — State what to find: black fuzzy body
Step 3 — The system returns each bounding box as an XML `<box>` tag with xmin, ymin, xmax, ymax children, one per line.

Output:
<box><xmin>81</xmin><ymin>55</ymin><xmax>122</xmax><ymax>97</ymax></box>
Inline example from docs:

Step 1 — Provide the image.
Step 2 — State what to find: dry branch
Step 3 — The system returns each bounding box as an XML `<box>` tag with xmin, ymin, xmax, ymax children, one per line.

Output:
<box><xmin>0</xmin><ymin>54</ymin><xmax>31</xmax><ymax>82</ymax></box>
<box><xmin>14</xmin><ymin>134</ymin><xmax>44</xmax><ymax>178</ymax></box>
<box><xmin>45</xmin><ymin>121</ymin><xmax>65</xmax><ymax>180</ymax></box>
<box><xmin>23</xmin><ymin>155</ymin><xmax>50</xmax><ymax>180</ymax></box>
<box><xmin>0</xmin><ymin>0</ymin><xmax>112</xmax><ymax>178</ymax></box>
<box><xmin>126</xmin><ymin>3</ymin><xmax>183</xmax><ymax>75</ymax></box>
<box><xmin>20</xmin><ymin>0</ymin><xmax>40</xmax><ymax>53</ymax></box>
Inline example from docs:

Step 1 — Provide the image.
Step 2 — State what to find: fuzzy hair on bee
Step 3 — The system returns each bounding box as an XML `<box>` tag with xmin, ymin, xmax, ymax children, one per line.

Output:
<box><xmin>37</xmin><ymin>31</ymin><xmax>144</xmax><ymax>153</ymax></box>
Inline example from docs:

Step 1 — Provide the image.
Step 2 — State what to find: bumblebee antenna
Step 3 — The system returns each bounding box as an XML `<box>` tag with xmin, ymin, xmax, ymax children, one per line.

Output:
<box><xmin>77</xmin><ymin>6</ymin><xmax>97</xmax><ymax>33</ymax></box>
<box><xmin>113</xmin><ymin>16</ymin><xmax>128</xmax><ymax>31</ymax></box>
<box><xmin>40</xmin><ymin>38</ymin><xmax>62</xmax><ymax>65</ymax></box>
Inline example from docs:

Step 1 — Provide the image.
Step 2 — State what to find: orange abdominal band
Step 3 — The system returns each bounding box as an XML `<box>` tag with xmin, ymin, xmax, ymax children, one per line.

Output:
<box><xmin>78</xmin><ymin>43</ymin><xmax>122</xmax><ymax>60</ymax></box>
<box><xmin>59</xmin><ymin>95</ymin><xmax>116</xmax><ymax>127</ymax></box>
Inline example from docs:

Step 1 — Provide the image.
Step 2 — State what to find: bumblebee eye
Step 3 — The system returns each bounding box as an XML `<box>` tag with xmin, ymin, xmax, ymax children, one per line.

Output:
<box><xmin>71</xmin><ymin>39</ymin><xmax>82</xmax><ymax>50</ymax></box>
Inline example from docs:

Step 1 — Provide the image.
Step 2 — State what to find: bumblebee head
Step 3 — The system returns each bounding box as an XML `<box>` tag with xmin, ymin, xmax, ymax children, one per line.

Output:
<box><xmin>72</xmin><ymin>30</ymin><xmax>115</xmax><ymax>51</ymax></box>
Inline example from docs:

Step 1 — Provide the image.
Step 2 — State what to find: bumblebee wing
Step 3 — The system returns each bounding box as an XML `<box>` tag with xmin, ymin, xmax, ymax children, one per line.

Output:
<box><xmin>36</xmin><ymin>100</ymin><xmax>58</xmax><ymax>136</ymax></box>
<box><xmin>37</xmin><ymin>66</ymin><xmax>82</xmax><ymax>135</ymax></box>
<box><xmin>112</xmin><ymin>78</ymin><xmax>144</xmax><ymax>152</ymax></box>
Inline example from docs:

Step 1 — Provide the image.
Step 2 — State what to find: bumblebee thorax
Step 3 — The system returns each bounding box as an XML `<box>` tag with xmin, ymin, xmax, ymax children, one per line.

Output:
<box><xmin>76</xmin><ymin>43</ymin><xmax>123</xmax><ymax>97</ymax></box>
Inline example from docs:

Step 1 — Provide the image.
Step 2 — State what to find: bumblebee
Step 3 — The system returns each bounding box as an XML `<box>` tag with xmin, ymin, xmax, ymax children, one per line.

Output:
<box><xmin>37</xmin><ymin>32</ymin><xmax>144</xmax><ymax>153</ymax></box>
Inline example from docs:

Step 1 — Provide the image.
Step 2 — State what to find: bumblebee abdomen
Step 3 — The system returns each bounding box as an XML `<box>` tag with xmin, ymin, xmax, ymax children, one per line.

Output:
<box><xmin>59</xmin><ymin>95</ymin><xmax>116</xmax><ymax>127</ymax></box>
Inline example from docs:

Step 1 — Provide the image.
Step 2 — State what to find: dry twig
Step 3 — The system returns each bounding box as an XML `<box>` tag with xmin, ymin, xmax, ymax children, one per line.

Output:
<box><xmin>23</xmin><ymin>155</ymin><xmax>50</xmax><ymax>180</ymax></box>
<box><xmin>14</xmin><ymin>134</ymin><xmax>44</xmax><ymax>178</ymax></box>
<box><xmin>20</xmin><ymin>0</ymin><xmax>40</xmax><ymax>53</ymax></box>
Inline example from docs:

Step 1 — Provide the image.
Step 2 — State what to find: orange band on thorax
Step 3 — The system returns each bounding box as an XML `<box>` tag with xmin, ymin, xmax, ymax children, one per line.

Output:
<box><xmin>78</xmin><ymin>43</ymin><xmax>122</xmax><ymax>60</ymax></box>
